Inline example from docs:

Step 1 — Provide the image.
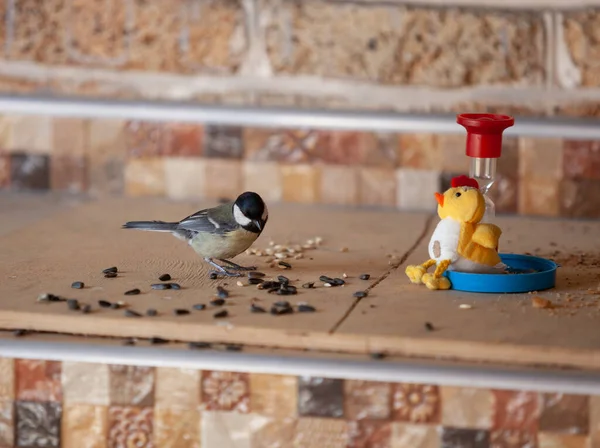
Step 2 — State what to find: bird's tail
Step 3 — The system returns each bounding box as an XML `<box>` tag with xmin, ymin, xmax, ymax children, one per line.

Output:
<box><xmin>121</xmin><ymin>220</ymin><xmax>178</xmax><ymax>232</ymax></box>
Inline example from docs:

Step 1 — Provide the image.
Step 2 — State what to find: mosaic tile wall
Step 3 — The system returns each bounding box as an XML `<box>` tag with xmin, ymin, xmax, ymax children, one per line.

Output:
<box><xmin>0</xmin><ymin>357</ymin><xmax>598</xmax><ymax>448</ymax></box>
<box><xmin>0</xmin><ymin>114</ymin><xmax>598</xmax><ymax>219</ymax></box>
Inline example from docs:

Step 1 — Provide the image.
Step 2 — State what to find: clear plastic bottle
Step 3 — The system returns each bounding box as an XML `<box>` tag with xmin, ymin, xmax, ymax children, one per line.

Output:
<box><xmin>469</xmin><ymin>157</ymin><xmax>496</xmax><ymax>224</ymax></box>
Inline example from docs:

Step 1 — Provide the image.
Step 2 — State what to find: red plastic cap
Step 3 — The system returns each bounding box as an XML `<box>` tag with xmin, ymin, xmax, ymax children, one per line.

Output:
<box><xmin>456</xmin><ymin>113</ymin><xmax>515</xmax><ymax>159</ymax></box>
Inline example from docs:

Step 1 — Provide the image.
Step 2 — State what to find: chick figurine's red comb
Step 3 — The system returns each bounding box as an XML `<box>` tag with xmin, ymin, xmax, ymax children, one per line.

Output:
<box><xmin>451</xmin><ymin>175</ymin><xmax>479</xmax><ymax>189</ymax></box>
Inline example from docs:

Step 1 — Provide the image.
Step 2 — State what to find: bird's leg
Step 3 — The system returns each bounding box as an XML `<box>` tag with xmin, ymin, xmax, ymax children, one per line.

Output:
<box><xmin>217</xmin><ymin>258</ymin><xmax>257</xmax><ymax>271</ymax></box>
<box><xmin>423</xmin><ymin>259</ymin><xmax>452</xmax><ymax>291</ymax></box>
<box><xmin>405</xmin><ymin>259</ymin><xmax>436</xmax><ymax>285</ymax></box>
<box><xmin>204</xmin><ymin>258</ymin><xmax>243</xmax><ymax>277</ymax></box>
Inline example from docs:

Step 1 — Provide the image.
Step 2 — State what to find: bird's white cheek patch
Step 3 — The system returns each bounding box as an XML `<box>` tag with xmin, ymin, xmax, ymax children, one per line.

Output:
<box><xmin>233</xmin><ymin>204</ymin><xmax>252</xmax><ymax>226</ymax></box>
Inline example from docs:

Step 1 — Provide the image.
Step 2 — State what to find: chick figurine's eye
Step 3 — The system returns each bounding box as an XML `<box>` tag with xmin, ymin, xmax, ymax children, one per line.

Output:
<box><xmin>455</xmin><ymin>192</ymin><xmax>462</xmax><ymax>198</ymax></box>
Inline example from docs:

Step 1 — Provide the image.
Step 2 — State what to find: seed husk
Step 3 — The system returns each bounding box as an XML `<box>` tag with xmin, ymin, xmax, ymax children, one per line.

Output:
<box><xmin>102</xmin><ymin>266</ymin><xmax>118</xmax><ymax>274</ymax></box>
<box><xmin>278</xmin><ymin>261</ymin><xmax>292</xmax><ymax>269</ymax></box>
<box><xmin>209</xmin><ymin>272</ymin><xmax>218</xmax><ymax>280</ymax></box>
<box><xmin>210</xmin><ymin>298</ymin><xmax>225</xmax><ymax>307</ymax></box>
<box><xmin>124</xmin><ymin>309</ymin><xmax>142</xmax><ymax>318</ymax></box>
<box><xmin>225</xmin><ymin>344</ymin><xmax>242</xmax><ymax>351</ymax></box>
<box><xmin>13</xmin><ymin>329</ymin><xmax>27</xmax><ymax>337</ymax></box>
<box><xmin>151</xmin><ymin>283</ymin><xmax>171</xmax><ymax>290</ymax></box>
<box><xmin>173</xmin><ymin>308</ymin><xmax>190</xmax><ymax>316</ymax></box>
<box><xmin>425</xmin><ymin>322</ymin><xmax>434</xmax><ymax>331</ymax></box>
<box><xmin>122</xmin><ymin>338</ymin><xmax>136</xmax><ymax>346</ymax></box>
<box><xmin>248</xmin><ymin>278</ymin><xmax>264</xmax><ymax>285</ymax></box>
<box><xmin>353</xmin><ymin>291</ymin><xmax>368</xmax><ymax>299</ymax></box>
<box><xmin>38</xmin><ymin>293</ymin><xmax>62</xmax><ymax>302</ymax></box>
<box><xmin>276</xmin><ymin>288</ymin><xmax>295</xmax><ymax>296</ymax></box>
<box><xmin>274</xmin><ymin>300</ymin><xmax>291</xmax><ymax>308</ymax></box>
<box><xmin>193</xmin><ymin>303</ymin><xmax>206</xmax><ymax>311</ymax></box>
<box><xmin>98</xmin><ymin>300</ymin><xmax>112</xmax><ymax>308</ymax></box>
<box><xmin>71</xmin><ymin>281</ymin><xmax>84</xmax><ymax>289</ymax></box>
<box><xmin>236</xmin><ymin>281</ymin><xmax>245</xmax><ymax>287</ymax></box>
<box><xmin>214</xmin><ymin>309</ymin><xmax>228</xmax><ymax>318</ymax></box>
<box><xmin>189</xmin><ymin>341</ymin><xmax>212</xmax><ymax>349</ymax></box>
<box><xmin>359</xmin><ymin>274</ymin><xmax>371</xmax><ymax>280</ymax></box>
<box><xmin>104</xmin><ymin>272</ymin><xmax>118</xmax><ymax>278</ymax></box>
<box><xmin>67</xmin><ymin>299</ymin><xmax>80</xmax><ymax>311</ymax></box>
<box><xmin>248</xmin><ymin>271</ymin><xmax>266</xmax><ymax>279</ymax></box>
<box><xmin>302</xmin><ymin>282</ymin><xmax>315</xmax><ymax>289</ymax></box>
<box><xmin>110</xmin><ymin>302</ymin><xmax>121</xmax><ymax>310</ymax></box>
<box><xmin>319</xmin><ymin>275</ymin><xmax>335</xmax><ymax>283</ymax></box>
<box><xmin>259</xmin><ymin>281</ymin><xmax>281</xmax><ymax>290</ymax></box>
<box><xmin>216</xmin><ymin>286</ymin><xmax>229</xmax><ymax>299</ymax></box>
<box><xmin>159</xmin><ymin>274</ymin><xmax>171</xmax><ymax>281</ymax></box>
<box><xmin>168</xmin><ymin>283</ymin><xmax>181</xmax><ymax>290</ymax></box>
<box><xmin>250</xmin><ymin>304</ymin><xmax>267</xmax><ymax>313</ymax></box>
<box><xmin>270</xmin><ymin>305</ymin><xmax>293</xmax><ymax>315</ymax></box>
<box><xmin>332</xmin><ymin>278</ymin><xmax>345</xmax><ymax>286</ymax></box>
<box><xmin>370</xmin><ymin>352</ymin><xmax>386</xmax><ymax>360</ymax></box>
<box><xmin>298</xmin><ymin>304</ymin><xmax>316</xmax><ymax>312</ymax></box>
<box><xmin>146</xmin><ymin>309</ymin><xmax>158</xmax><ymax>317</ymax></box>
<box><xmin>324</xmin><ymin>283</ymin><xmax>332</xmax><ymax>287</ymax></box>
<box><xmin>124</xmin><ymin>288</ymin><xmax>141</xmax><ymax>296</ymax></box>
<box><xmin>150</xmin><ymin>337</ymin><xmax>169</xmax><ymax>345</ymax></box>
<box><xmin>81</xmin><ymin>304</ymin><xmax>92</xmax><ymax>314</ymax></box>
<box><xmin>277</xmin><ymin>275</ymin><xmax>290</xmax><ymax>284</ymax></box>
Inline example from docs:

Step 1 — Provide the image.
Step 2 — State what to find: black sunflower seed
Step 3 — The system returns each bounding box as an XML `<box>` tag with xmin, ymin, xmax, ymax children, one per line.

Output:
<box><xmin>259</xmin><ymin>281</ymin><xmax>281</xmax><ymax>290</ymax></box>
<box><xmin>81</xmin><ymin>304</ymin><xmax>92</xmax><ymax>314</ymax></box>
<box><xmin>353</xmin><ymin>291</ymin><xmax>368</xmax><ymax>298</ymax></box>
<box><xmin>98</xmin><ymin>300</ymin><xmax>112</xmax><ymax>308</ymax></box>
<box><xmin>110</xmin><ymin>302</ymin><xmax>121</xmax><ymax>309</ymax></box>
<box><xmin>274</xmin><ymin>300</ymin><xmax>290</xmax><ymax>308</ymax></box>
<box><xmin>370</xmin><ymin>352</ymin><xmax>386</xmax><ymax>360</ymax></box>
<box><xmin>214</xmin><ymin>309</ymin><xmax>228</xmax><ymax>318</ymax></box>
<box><xmin>268</xmin><ymin>287</ymin><xmax>280</xmax><ymax>294</ymax></box>
<box><xmin>210</xmin><ymin>298</ymin><xmax>225</xmax><ymax>306</ymax></box>
<box><xmin>225</xmin><ymin>344</ymin><xmax>242</xmax><ymax>351</ymax></box>
<box><xmin>189</xmin><ymin>341</ymin><xmax>212</xmax><ymax>349</ymax></box>
<box><xmin>146</xmin><ymin>309</ymin><xmax>158</xmax><ymax>317</ymax></box>
<box><xmin>168</xmin><ymin>283</ymin><xmax>181</xmax><ymax>290</ymax></box>
<box><xmin>270</xmin><ymin>305</ymin><xmax>293</xmax><ymax>315</ymax></box>
<box><xmin>298</xmin><ymin>304</ymin><xmax>316</xmax><ymax>312</ymax></box>
<box><xmin>13</xmin><ymin>329</ymin><xmax>27</xmax><ymax>337</ymax></box>
<box><xmin>151</xmin><ymin>283</ymin><xmax>170</xmax><ymax>290</ymax></box>
<box><xmin>359</xmin><ymin>274</ymin><xmax>371</xmax><ymax>280</ymax></box>
<box><xmin>124</xmin><ymin>288</ymin><xmax>141</xmax><ymax>296</ymax></box>
<box><xmin>104</xmin><ymin>272</ymin><xmax>118</xmax><ymax>278</ymax></box>
<box><xmin>319</xmin><ymin>275</ymin><xmax>335</xmax><ymax>283</ymax></box>
<box><xmin>216</xmin><ymin>286</ymin><xmax>229</xmax><ymax>299</ymax></box>
<box><xmin>71</xmin><ymin>281</ymin><xmax>84</xmax><ymax>289</ymax></box>
<box><xmin>102</xmin><ymin>266</ymin><xmax>118</xmax><ymax>274</ymax></box>
<box><xmin>277</xmin><ymin>275</ymin><xmax>290</xmax><ymax>285</ymax></box>
<box><xmin>150</xmin><ymin>337</ymin><xmax>169</xmax><ymax>345</ymax></box>
<box><xmin>209</xmin><ymin>272</ymin><xmax>218</xmax><ymax>280</ymax></box>
<box><xmin>302</xmin><ymin>282</ymin><xmax>315</xmax><ymax>289</ymax></box>
<box><xmin>276</xmin><ymin>288</ymin><xmax>295</xmax><ymax>296</ymax></box>
<box><xmin>248</xmin><ymin>271</ymin><xmax>266</xmax><ymax>279</ymax></box>
<box><xmin>67</xmin><ymin>299</ymin><xmax>80</xmax><ymax>311</ymax></box>
<box><xmin>248</xmin><ymin>278</ymin><xmax>264</xmax><ymax>285</ymax></box>
<box><xmin>278</xmin><ymin>261</ymin><xmax>292</xmax><ymax>269</ymax></box>
<box><xmin>250</xmin><ymin>304</ymin><xmax>266</xmax><ymax>313</ymax></box>
<box><xmin>173</xmin><ymin>309</ymin><xmax>190</xmax><ymax>316</ymax></box>
<box><xmin>193</xmin><ymin>304</ymin><xmax>206</xmax><ymax>311</ymax></box>
<box><xmin>159</xmin><ymin>274</ymin><xmax>171</xmax><ymax>281</ymax></box>
<box><xmin>425</xmin><ymin>322</ymin><xmax>435</xmax><ymax>331</ymax></box>
<box><xmin>124</xmin><ymin>309</ymin><xmax>142</xmax><ymax>318</ymax></box>
<box><xmin>332</xmin><ymin>278</ymin><xmax>345</xmax><ymax>286</ymax></box>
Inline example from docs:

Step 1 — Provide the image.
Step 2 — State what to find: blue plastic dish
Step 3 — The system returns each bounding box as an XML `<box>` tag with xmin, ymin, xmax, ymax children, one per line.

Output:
<box><xmin>444</xmin><ymin>253</ymin><xmax>558</xmax><ymax>294</ymax></box>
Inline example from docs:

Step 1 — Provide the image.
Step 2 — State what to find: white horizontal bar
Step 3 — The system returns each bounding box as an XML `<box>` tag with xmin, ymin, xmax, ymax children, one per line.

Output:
<box><xmin>362</xmin><ymin>0</ymin><xmax>600</xmax><ymax>9</ymax></box>
<box><xmin>0</xmin><ymin>94</ymin><xmax>599</xmax><ymax>140</ymax></box>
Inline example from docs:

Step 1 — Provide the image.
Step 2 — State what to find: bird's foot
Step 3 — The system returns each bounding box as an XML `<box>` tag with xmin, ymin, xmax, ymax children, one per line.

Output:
<box><xmin>422</xmin><ymin>274</ymin><xmax>451</xmax><ymax>291</ymax></box>
<box><xmin>405</xmin><ymin>265</ymin><xmax>427</xmax><ymax>284</ymax></box>
<box><xmin>217</xmin><ymin>259</ymin><xmax>257</xmax><ymax>271</ymax></box>
<box><xmin>209</xmin><ymin>270</ymin><xmax>243</xmax><ymax>278</ymax></box>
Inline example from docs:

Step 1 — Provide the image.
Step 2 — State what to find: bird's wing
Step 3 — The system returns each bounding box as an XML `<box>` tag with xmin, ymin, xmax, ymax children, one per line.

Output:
<box><xmin>176</xmin><ymin>205</ymin><xmax>238</xmax><ymax>238</ymax></box>
<box><xmin>471</xmin><ymin>223</ymin><xmax>502</xmax><ymax>249</ymax></box>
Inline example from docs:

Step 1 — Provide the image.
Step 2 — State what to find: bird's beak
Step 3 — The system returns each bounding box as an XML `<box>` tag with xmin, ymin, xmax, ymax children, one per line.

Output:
<box><xmin>434</xmin><ymin>192</ymin><xmax>444</xmax><ymax>207</ymax></box>
<box><xmin>253</xmin><ymin>220</ymin><xmax>262</xmax><ymax>231</ymax></box>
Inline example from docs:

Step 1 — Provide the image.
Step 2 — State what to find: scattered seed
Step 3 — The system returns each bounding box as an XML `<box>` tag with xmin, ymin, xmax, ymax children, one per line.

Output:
<box><xmin>214</xmin><ymin>310</ymin><xmax>228</xmax><ymax>318</ymax></box>
<box><xmin>324</xmin><ymin>283</ymin><xmax>332</xmax><ymax>287</ymax></box>
<box><xmin>209</xmin><ymin>272</ymin><xmax>218</xmax><ymax>280</ymax></box>
<box><xmin>353</xmin><ymin>291</ymin><xmax>368</xmax><ymax>298</ymax></box>
<box><xmin>103</xmin><ymin>266</ymin><xmax>118</xmax><ymax>274</ymax></box>
<box><xmin>248</xmin><ymin>278</ymin><xmax>264</xmax><ymax>285</ymax></box>
<box><xmin>225</xmin><ymin>344</ymin><xmax>242</xmax><ymax>351</ymax></box>
<box><xmin>104</xmin><ymin>272</ymin><xmax>118</xmax><ymax>278</ymax></box>
<box><xmin>122</xmin><ymin>338</ymin><xmax>136</xmax><ymax>346</ymax></box>
<box><xmin>275</xmin><ymin>253</ymin><xmax>288</xmax><ymax>259</ymax></box>
<box><xmin>110</xmin><ymin>302</ymin><xmax>121</xmax><ymax>310</ymax></box>
<box><xmin>124</xmin><ymin>309</ymin><xmax>142</xmax><ymax>318</ymax></box>
<box><xmin>146</xmin><ymin>309</ymin><xmax>158</xmax><ymax>317</ymax></box>
<box><xmin>98</xmin><ymin>300</ymin><xmax>112</xmax><ymax>308</ymax></box>
<box><xmin>332</xmin><ymin>278</ymin><xmax>345</xmax><ymax>286</ymax></box>
<box><xmin>169</xmin><ymin>283</ymin><xmax>181</xmax><ymax>290</ymax></box>
<box><xmin>277</xmin><ymin>275</ymin><xmax>290</xmax><ymax>284</ymax></box>
<box><xmin>189</xmin><ymin>341</ymin><xmax>212</xmax><ymax>349</ymax></box>
<box><xmin>340</xmin><ymin>247</ymin><xmax>349</xmax><ymax>252</ymax></box>
<box><xmin>13</xmin><ymin>329</ymin><xmax>27</xmax><ymax>337</ymax></box>
<box><xmin>124</xmin><ymin>288</ymin><xmax>141</xmax><ymax>296</ymax></box>
<box><xmin>278</xmin><ymin>261</ymin><xmax>292</xmax><ymax>269</ymax></box>
<box><xmin>425</xmin><ymin>322</ymin><xmax>434</xmax><ymax>331</ymax></box>
<box><xmin>151</xmin><ymin>283</ymin><xmax>171</xmax><ymax>290</ymax></box>
<box><xmin>193</xmin><ymin>304</ymin><xmax>206</xmax><ymax>311</ymax></box>
<box><xmin>459</xmin><ymin>304</ymin><xmax>473</xmax><ymax>310</ymax></box>
<box><xmin>342</xmin><ymin>273</ymin><xmax>348</xmax><ymax>278</ymax></box>
<box><xmin>81</xmin><ymin>304</ymin><xmax>92</xmax><ymax>314</ymax></box>
<box><xmin>248</xmin><ymin>271</ymin><xmax>266</xmax><ymax>278</ymax></box>
<box><xmin>150</xmin><ymin>337</ymin><xmax>169</xmax><ymax>345</ymax></box>
<box><xmin>173</xmin><ymin>308</ymin><xmax>190</xmax><ymax>316</ymax></box>
<box><xmin>370</xmin><ymin>352</ymin><xmax>386</xmax><ymax>360</ymax></box>
<box><xmin>159</xmin><ymin>274</ymin><xmax>171</xmax><ymax>281</ymax></box>
<box><xmin>236</xmin><ymin>281</ymin><xmax>245</xmax><ymax>287</ymax></box>
<box><xmin>210</xmin><ymin>298</ymin><xmax>225</xmax><ymax>307</ymax></box>
<box><xmin>302</xmin><ymin>282</ymin><xmax>315</xmax><ymax>289</ymax></box>
<box><xmin>67</xmin><ymin>299</ymin><xmax>80</xmax><ymax>311</ymax></box>
<box><xmin>532</xmin><ymin>297</ymin><xmax>553</xmax><ymax>309</ymax></box>
<box><xmin>250</xmin><ymin>304</ymin><xmax>267</xmax><ymax>313</ymax></box>
<box><xmin>71</xmin><ymin>281</ymin><xmax>84</xmax><ymax>289</ymax></box>
<box><xmin>320</xmin><ymin>275</ymin><xmax>335</xmax><ymax>283</ymax></box>
<box><xmin>298</xmin><ymin>304</ymin><xmax>316</xmax><ymax>312</ymax></box>
<box><xmin>270</xmin><ymin>305</ymin><xmax>293</xmax><ymax>315</ymax></box>
<box><xmin>259</xmin><ymin>281</ymin><xmax>281</xmax><ymax>290</ymax></box>
<box><xmin>359</xmin><ymin>274</ymin><xmax>371</xmax><ymax>281</ymax></box>
<box><xmin>216</xmin><ymin>286</ymin><xmax>229</xmax><ymax>299</ymax></box>
<box><xmin>38</xmin><ymin>293</ymin><xmax>61</xmax><ymax>302</ymax></box>
<box><xmin>274</xmin><ymin>300</ymin><xmax>291</xmax><ymax>308</ymax></box>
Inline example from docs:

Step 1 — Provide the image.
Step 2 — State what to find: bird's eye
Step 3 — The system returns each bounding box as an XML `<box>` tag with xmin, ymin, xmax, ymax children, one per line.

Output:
<box><xmin>455</xmin><ymin>192</ymin><xmax>462</xmax><ymax>198</ymax></box>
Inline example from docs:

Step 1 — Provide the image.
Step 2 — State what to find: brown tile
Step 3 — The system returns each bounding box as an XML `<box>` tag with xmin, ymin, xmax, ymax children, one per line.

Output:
<box><xmin>108</xmin><ymin>365</ymin><xmax>155</xmax><ymax>407</ymax></box>
<box><xmin>441</xmin><ymin>427</ymin><xmax>490</xmax><ymax>448</ymax></box>
<box><xmin>15</xmin><ymin>401</ymin><xmax>62</xmax><ymax>447</ymax></box>
<box><xmin>490</xmin><ymin>429</ymin><xmax>537</xmax><ymax>448</ymax></box>
<box><xmin>563</xmin><ymin>140</ymin><xmax>600</xmax><ymax>180</ymax></box>
<box><xmin>125</xmin><ymin>121</ymin><xmax>166</xmax><ymax>158</ymax></box>
<box><xmin>344</xmin><ymin>380</ymin><xmax>392</xmax><ymax>420</ymax></box>
<box><xmin>204</xmin><ymin>126</ymin><xmax>243</xmax><ymax>159</ymax></box>
<box><xmin>124</xmin><ymin>158</ymin><xmax>166</xmax><ymax>197</ymax></box>
<box><xmin>396</xmin><ymin>169</ymin><xmax>440</xmax><ymax>211</ymax></box>
<box><xmin>243</xmin><ymin>161</ymin><xmax>283</xmax><ymax>203</ymax></box>
<box><xmin>392</xmin><ymin>383</ymin><xmax>440</xmax><ymax>424</ymax></box>
<box><xmin>61</xmin><ymin>404</ymin><xmax>108</xmax><ymax>448</ymax></box>
<box><xmin>519</xmin><ymin>137</ymin><xmax>563</xmax><ymax>179</ymax></box>
<box><xmin>281</xmin><ymin>164</ymin><xmax>321</xmax><ymax>204</ymax></box>
<box><xmin>201</xmin><ymin>370</ymin><xmax>249</xmax><ymax>413</ymax></box>
<box><xmin>559</xmin><ymin>179</ymin><xmax>600</xmax><ymax>219</ymax></box>
<box><xmin>89</xmin><ymin>158</ymin><xmax>125</xmax><ymax>197</ymax></box>
<box><xmin>399</xmin><ymin>134</ymin><xmax>441</xmax><ymax>170</ymax></box>
<box><xmin>250</xmin><ymin>374</ymin><xmax>297</xmax><ymax>418</ymax></box>
<box><xmin>0</xmin><ymin>153</ymin><xmax>10</xmax><ymax>188</ymax></box>
<box><xmin>492</xmin><ymin>390</ymin><xmax>540</xmax><ymax>431</ymax></box>
<box><xmin>154</xmin><ymin>407</ymin><xmax>200</xmax><ymax>448</ymax></box>
<box><xmin>52</xmin><ymin>118</ymin><xmax>88</xmax><ymax>157</ymax></box>
<box><xmin>364</xmin><ymin>133</ymin><xmax>399</xmax><ymax>167</ymax></box>
<box><xmin>88</xmin><ymin>119</ymin><xmax>128</xmax><ymax>160</ymax></box>
<box><xmin>319</xmin><ymin>131</ymin><xmax>377</xmax><ymax>165</ymax></box>
<box><xmin>244</xmin><ymin>128</ymin><xmax>322</xmax><ymax>163</ymax></box>
<box><xmin>348</xmin><ymin>420</ymin><xmax>391</xmax><ymax>448</ymax></box>
<box><xmin>497</xmin><ymin>137</ymin><xmax>520</xmax><ymax>177</ymax></box>
<box><xmin>203</xmin><ymin>159</ymin><xmax>242</xmax><ymax>201</ymax></box>
<box><xmin>518</xmin><ymin>176</ymin><xmax>560</xmax><ymax>217</ymax></box>
<box><xmin>50</xmin><ymin>155</ymin><xmax>88</xmax><ymax>192</ymax></box>
<box><xmin>15</xmin><ymin>359</ymin><xmax>62</xmax><ymax>402</ymax></box>
<box><xmin>164</xmin><ymin>123</ymin><xmax>203</xmax><ymax>157</ymax></box>
<box><xmin>293</xmin><ymin>417</ymin><xmax>349</xmax><ymax>448</ymax></box>
<box><xmin>164</xmin><ymin>158</ymin><xmax>207</xmax><ymax>200</ymax></box>
<box><xmin>390</xmin><ymin>423</ymin><xmax>438</xmax><ymax>448</ymax></box>
<box><xmin>0</xmin><ymin>399</ymin><xmax>13</xmax><ymax>447</ymax></box>
<box><xmin>10</xmin><ymin>153</ymin><xmax>50</xmax><ymax>190</ymax></box>
<box><xmin>441</xmin><ymin>386</ymin><xmax>494</xmax><ymax>429</ymax></box>
<box><xmin>538</xmin><ymin>433</ymin><xmax>589</xmax><ymax>448</ymax></box>
<box><xmin>108</xmin><ymin>406</ymin><xmax>153</xmax><ymax>448</ymax></box>
<box><xmin>62</xmin><ymin>362</ymin><xmax>109</xmax><ymax>406</ymax></box>
<box><xmin>155</xmin><ymin>367</ymin><xmax>200</xmax><ymax>410</ymax></box>
<box><xmin>298</xmin><ymin>377</ymin><xmax>344</xmax><ymax>419</ymax></box>
<box><xmin>439</xmin><ymin>134</ymin><xmax>468</xmax><ymax>173</ymax></box>
<box><xmin>358</xmin><ymin>167</ymin><xmax>397</xmax><ymax>207</ymax></box>
<box><xmin>592</xmin><ymin>396</ymin><xmax>600</xmax><ymax>448</ymax></box>
<box><xmin>5</xmin><ymin>115</ymin><xmax>53</xmax><ymax>154</ymax></box>
<box><xmin>320</xmin><ymin>165</ymin><xmax>359</xmax><ymax>205</ymax></box>
<box><xmin>539</xmin><ymin>393</ymin><xmax>589</xmax><ymax>434</ymax></box>
<box><xmin>251</xmin><ymin>417</ymin><xmax>296</xmax><ymax>447</ymax></box>
<box><xmin>488</xmin><ymin>175</ymin><xmax>519</xmax><ymax>214</ymax></box>
<box><xmin>0</xmin><ymin>358</ymin><xmax>14</xmax><ymax>400</ymax></box>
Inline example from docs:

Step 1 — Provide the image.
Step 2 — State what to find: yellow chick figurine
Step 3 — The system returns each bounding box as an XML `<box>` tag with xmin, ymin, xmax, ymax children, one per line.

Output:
<box><xmin>406</xmin><ymin>175</ymin><xmax>505</xmax><ymax>290</ymax></box>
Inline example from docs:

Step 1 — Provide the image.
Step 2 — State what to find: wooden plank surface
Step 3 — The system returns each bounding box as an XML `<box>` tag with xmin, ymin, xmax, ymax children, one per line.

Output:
<box><xmin>0</xmin><ymin>197</ymin><xmax>428</xmax><ymax>353</ymax></box>
<box><xmin>336</xmin><ymin>216</ymin><xmax>600</xmax><ymax>370</ymax></box>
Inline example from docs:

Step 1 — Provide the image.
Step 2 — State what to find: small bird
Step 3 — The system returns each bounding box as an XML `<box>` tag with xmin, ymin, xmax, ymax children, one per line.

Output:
<box><xmin>122</xmin><ymin>191</ymin><xmax>268</xmax><ymax>277</ymax></box>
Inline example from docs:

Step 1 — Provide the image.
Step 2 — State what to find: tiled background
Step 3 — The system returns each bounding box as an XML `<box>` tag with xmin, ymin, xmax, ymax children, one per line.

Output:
<box><xmin>0</xmin><ymin>356</ymin><xmax>597</xmax><ymax>448</ymax></box>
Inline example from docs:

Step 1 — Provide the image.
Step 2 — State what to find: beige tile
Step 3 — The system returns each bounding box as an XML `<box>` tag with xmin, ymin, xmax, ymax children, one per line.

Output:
<box><xmin>358</xmin><ymin>167</ymin><xmax>396</xmax><ymax>207</ymax></box>
<box><xmin>251</xmin><ymin>418</ymin><xmax>296</xmax><ymax>447</ymax></box>
<box><xmin>155</xmin><ymin>367</ymin><xmax>200</xmax><ymax>409</ymax></box>
<box><xmin>203</xmin><ymin>159</ymin><xmax>243</xmax><ymax>200</ymax></box>
<box><xmin>293</xmin><ymin>417</ymin><xmax>349</xmax><ymax>448</ymax></box>
<box><xmin>250</xmin><ymin>374</ymin><xmax>297</xmax><ymax>418</ymax></box>
<box><xmin>124</xmin><ymin>158</ymin><xmax>166</xmax><ymax>197</ymax></box>
<box><xmin>0</xmin><ymin>399</ymin><xmax>13</xmax><ymax>447</ymax></box>
<box><xmin>538</xmin><ymin>433</ymin><xmax>590</xmax><ymax>448</ymax></box>
<box><xmin>0</xmin><ymin>358</ymin><xmax>14</xmax><ymax>400</ymax></box>
<box><xmin>518</xmin><ymin>176</ymin><xmax>560</xmax><ymax>217</ymax></box>
<box><xmin>88</xmin><ymin>119</ymin><xmax>127</xmax><ymax>160</ymax></box>
<box><xmin>164</xmin><ymin>158</ymin><xmax>207</xmax><ymax>200</ymax></box>
<box><xmin>62</xmin><ymin>362</ymin><xmax>110</xmax><ymax>405</ymax></box>
<box><xmin>154</xmin><ymin>406</ymin><xmax>201</xmax><ymax>448</ymax></box>
<box><xmin>519</xmin><ymin>137</ymin><xmax>563</xmax><ymax>179</ymax></box>
<box><xmin>320</xmin><ymin>165</ymin><xmax>359</xmax><ymax>205</ymax></box>
<box><xmin>243</xmin><ymin>162</ymin><xmax>283</xmax><ymax>203</ymax></box>
<box><xmin>396</xmin><ymin>168</ymin><xmax>440</xmax><ymax>211</ymax></box>
<box><xmin>52</xmin><ymin>118</ymin><xmax>89</xmax><ymax>156</ymax></box>
<box><xmin>591</xmin><ymin>395</ymin><xmax>600</xmax><ymax>447</ymax></box>
<box><xmin>439</xmin><ymin>134</ymin><xmax>468</xmax><ymax>172</ymax></box>
<box><xmin>281</xmin><ymin>164</ymin><xmax>321</xmax><ymax>204</ymax></box>
<box><xmin>201</xmin><ymin>411</ymin><xmax>270</xmax><ymax>448</ymax></box>
<box><xmin>440</xmin><ymin>386</ymin><xmax>493</xmax><ymax>429</ymax></box>
<box><xmin>5</xmin><ymin>115</ymin><xmax>53</xmax><ymax>154</ymax></box>
<box><xmin>344</xmin><ymin>380</ymin><xmax>392</xmax><ymax>420</ymax></box>
<box><xmin>62</xmin><ymin>404</ymin><xmax>108</xmax><ymax>448</ymax></box>
<box><xmin>391</xmin><ymin>423</ymin><xmax>438</xmax><ymax>448</ymax></box>
<box><xmin>399</xmin><ymin>134</ymin><xmax>442</xmax><ymax>170</ymax></box>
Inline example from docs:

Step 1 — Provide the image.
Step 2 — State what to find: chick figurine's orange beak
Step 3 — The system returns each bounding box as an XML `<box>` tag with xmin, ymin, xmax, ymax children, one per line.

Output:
<box><xmin>434</xmin><ymin>192</ymin><xmax>444</xmax><ymax>207</ymax></box>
